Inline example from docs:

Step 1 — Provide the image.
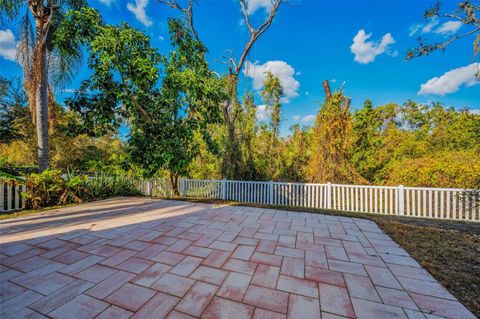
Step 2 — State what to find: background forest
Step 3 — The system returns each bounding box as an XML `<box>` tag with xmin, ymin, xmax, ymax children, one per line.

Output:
<box><xmin>1</xmin><ymin>1</ymin><xmax>479</xmax><ymax>190</ymax></box>
<box><xmin>2</xmin><ymin>73</ymin><xmax>479</xmax><ymax>188</ymax></box>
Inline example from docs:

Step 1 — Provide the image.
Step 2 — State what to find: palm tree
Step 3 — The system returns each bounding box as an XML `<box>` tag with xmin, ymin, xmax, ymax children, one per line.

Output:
<box><xmin>1</xmin><ymin>0</ymin><xmax>86</xmax><ymax>171</ymax></box>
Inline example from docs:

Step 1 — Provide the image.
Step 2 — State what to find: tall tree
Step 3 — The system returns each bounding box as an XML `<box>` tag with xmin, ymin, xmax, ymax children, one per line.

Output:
<box><xmin>261</xmin><ymin>71</ymin><xmax>284</xmax><ymax>140</ymax></box>
<box><xmin>129</xmin><ymin>19</ymin><xmax>225</xmax><ymax>193</ymax></box>
<box><xmin>158</xmin><ymin>0</ymin><xmax>284</xmax><ymax>179</ymax></box>
<box><xmin>260</xmin><ymin>71</ymin><xmax>283</xmax><ymax>179</ymax></box>
<box><xmin>307</xmin><ymin>81</ymin><xmax>365</xmax><ymax>184</ymax></box>
<box><xmin>1</xmin><ymin>0</ymin><xmax>87</xmax><ymax>171</ymax></box>
<box><xmin>58</xmin><ymin>7</ymin><xmax>160</xmax><ymax>127</ymax></box>
<box><xmin>0</xmin><ymin>77</ymin><xmax>27</xmax><ymax>144</ymax></box>
<box><xmin>352</xmin><ymin>100</ymin><xmax>399</xmax><ymax>182</ymax></box>
<box><xmin>59</xmin><ymin>9</ymin><xmax>224</xmax><ymax>191</ymax></box>
<box><xmin>280</xmin><ymin>124</ymin><xmax>311</xmax><ymax>182</ymax></box>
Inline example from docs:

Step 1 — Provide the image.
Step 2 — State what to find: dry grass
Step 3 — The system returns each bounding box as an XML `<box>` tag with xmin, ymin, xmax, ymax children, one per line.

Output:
<box><xmin>176</xmin><ymin>197</ymin><xmax>480</xmax><ymax>317</ymax></box>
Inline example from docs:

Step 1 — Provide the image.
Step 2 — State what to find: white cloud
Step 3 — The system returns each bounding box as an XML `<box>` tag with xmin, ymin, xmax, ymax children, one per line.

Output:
<box><xmin>421</xmin><ymin>18</ymin><xmax>438</xmax><ymax>33</ymax></box>
<box><xmin>301</xmin><ymin>114</ymin><xmax>316</xmax><ymax>124</ymax></box>
<box><xmin>244</xmin><ymin>60</ymin><xmax>300</xmax><ymax>102</ymax></box>
<box><xmin>256</xmin><ymin>104</ymin><xmax>268</xmax><ymax>121</ymax></box>
<box><xmin>435</xmin><ymin>21</ymin><xmax>462</xmax><ymax>35</ymax></box>
<box><xmin>245</xmin><ymin>0</ymin><xmax>273</xmax><ymax>14</ymax></box>
<box><xmin>159</xmin><ymin>36</ymin><xmax>165</xmax><ymax>41</ymax></box>
<box><xmin>419</xmin><ymin>63</ymin><xmax>480</xmax><ymax>96</ymax></box>
<box><xmin>410</xmin><ymin>19</ymin><xmax>462</xmax><ymax>37</ymax></box>
<box><xmin>0</xmin><ymin>29</ymin><xmax>16</xmax><ymax>62</ymax></box>
<box><xmin>97</xmin><ymin>0</ymin><xmax>114</xmax><ymax>5</ymax></box>
<box><xmin>293</xmin><ymin>114</ymin><xmax>316</xmax><ymax>124</ymax></box>
<box><xmin>409</xmin><ymin>24</ymin><xmax>422</xmax><ymax>37</ymax></box>
<box><xmin>350</xmin><ymin>29</ymin><xmax>395</xmax><ymax>64</ymax></box>
<box><xmin>127</xmin><ymin>0</ymin><xmax>152</xmax><ymax>27</ymax></box>
<box><xmin>389</xmin><ymin>50</ymin><xmax>399</xmax><ymax>58</ymax></box>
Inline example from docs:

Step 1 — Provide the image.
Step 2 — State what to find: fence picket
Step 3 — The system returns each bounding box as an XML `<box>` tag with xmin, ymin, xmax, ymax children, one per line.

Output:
<box><xmin>2</xmin><ymin>178</ymin><xmax>477</xmax><ymax>221</ymax></box>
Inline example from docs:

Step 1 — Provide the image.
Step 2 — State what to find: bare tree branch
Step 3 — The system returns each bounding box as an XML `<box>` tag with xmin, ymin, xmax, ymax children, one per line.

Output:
<box><xmin>407</xmin><ymin>1</ymin><xmax>480</xmax><ymax>60</ymax></box>
<box><xmin>437</xmin><ymin>26</ymin><xmax>480</xmax><ymax>51</ymax></box>
<box><xmin>322</xmin><ymin>80</ymin><xmax>331</xmax><ymax>99</ymax></box>
<box><xmin>235</xmin><ymin>0</ymin><xmax>283</xmax><ymax>76</ymax></box>
<box><xmin>407</xmin><ymin>26</ymin><xmax>480</xmax><ymax>59</ymax></box>
<box><xmin>158</xmin><ymin>0</ymin><xmax>200</xmax><ymax>42</ymax></box>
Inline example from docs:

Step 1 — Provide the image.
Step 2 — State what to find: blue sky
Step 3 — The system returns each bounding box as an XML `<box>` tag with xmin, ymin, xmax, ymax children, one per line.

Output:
<box><xmin>1</xmin><ymin>0</ymin><xmax>479</xmax><ymax>136</ymax></box>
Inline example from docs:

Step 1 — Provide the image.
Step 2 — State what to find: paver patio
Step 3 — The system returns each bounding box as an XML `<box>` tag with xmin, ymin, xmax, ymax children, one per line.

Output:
<box><xmin>0</xmin><ymin>197</ymin><xmax>475</xmax><ymax>319</ymax></box>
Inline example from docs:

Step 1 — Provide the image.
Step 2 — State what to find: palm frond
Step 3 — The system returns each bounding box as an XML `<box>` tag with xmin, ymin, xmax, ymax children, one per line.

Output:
<box><xmin>16</xmin><ymin>10</ymin><xmax>36</xmax><ymax>122</ymax></box>
<box><xmin>16</xmin><ymin>10</ymin><xmax>34</xmax><ymax>77</ymax></box>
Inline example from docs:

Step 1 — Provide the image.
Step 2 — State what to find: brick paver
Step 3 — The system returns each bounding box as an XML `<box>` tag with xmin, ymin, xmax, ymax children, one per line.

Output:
<box><xmin>0</xmin><ymin>197</ymin><xmax>475</xmax><ymax>319</ymax></box>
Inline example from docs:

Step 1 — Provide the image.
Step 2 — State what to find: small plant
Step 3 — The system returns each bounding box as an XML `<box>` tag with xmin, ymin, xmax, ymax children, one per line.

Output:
<box><xmin>85</xmin><ymin>173</ymin><xmax>141</xmax><ymax>200</ymax></box>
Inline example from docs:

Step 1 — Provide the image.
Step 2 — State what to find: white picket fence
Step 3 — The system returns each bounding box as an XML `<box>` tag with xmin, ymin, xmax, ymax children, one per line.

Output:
<box><xmin>0</xmin><ymin>182</ymin><xmax>26</xmax><ymax>212</ymax></box>
<box><xmin>150</xmin><ymin>179</ymin><xmax>479</xmax><ymax>222</ymax></box>
<box><xmin>3</xmin><ymin>179</ymin><xmax>479</xmax><ymax>222</ymax></box>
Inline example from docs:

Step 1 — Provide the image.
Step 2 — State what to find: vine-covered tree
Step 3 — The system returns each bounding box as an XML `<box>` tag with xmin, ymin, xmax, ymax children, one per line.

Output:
<box><xmin>307</xmin><ymin>81</ymin><xmax>365</xmax><ymax>184</ymax></box>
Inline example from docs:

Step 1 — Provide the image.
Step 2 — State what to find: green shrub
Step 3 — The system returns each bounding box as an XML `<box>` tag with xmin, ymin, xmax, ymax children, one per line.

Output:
<box><xmin>85</xmin><ymin>173</ymin><xmax>141</xmax><ymax>200</ymax></box>
<box><xmin>24</xmin><ymin>169</ymin><xmax>88</xmax><ymax>209</ymax></box>
<box><xmin>23</xmin><ymin>170</ymin><xmax>141</xmax><ymax>209</ymax></box>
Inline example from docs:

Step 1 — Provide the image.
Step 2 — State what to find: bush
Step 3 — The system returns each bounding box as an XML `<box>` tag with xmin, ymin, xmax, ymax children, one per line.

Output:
<box><xmin>23</xmin><ymin>170</ymin><xmax>141</xmax><ymax>209</ymax></box>
<box><xmin>85</xmin><ymin>173</ymin><xmax>141</xmax><ymax>200</ymax></box>
<box><xmin>24</xmin><ymin>169</ymin><xmax>88</xmax><ymax>209</ymax></box>
<box><xmin>381</xmin><ymin>150</ymin><xmax>480</xmax><ymax>188</ymax></box>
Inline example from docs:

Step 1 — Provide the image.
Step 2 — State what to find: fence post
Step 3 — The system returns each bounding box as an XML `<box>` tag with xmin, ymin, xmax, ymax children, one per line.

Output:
<box><xmin>148</xmin><ymin>180</ymin><xmax>153</xmax><ymax>197</ymax></box>
<box><xmin>398</xmin><ymin>185</ymin><xmax>404</xmax><ymax>215</ymax></box>
<box><xmin>269</xmin><ymin>181</ymin><xmax>273</xmax><ymax>205</ymax></box>
<box><xmin>221</xmin><ymin>179</ymin><xmax>226</xmax><ymax>200</ymax></box>
<box><xmin>181</xmin><ymin>178</ymin><xmax>187</xmax><ymax>196</ymax></box>
<box><xmin>0</xmin><ymin>182</ymin><xmax>4</xmax><ymax>212</ymax></box>
<box><xmin>327</xmin><ymin>182</ymin><xmax>332</xmax><ymax>209</ymax></box>
<box><xmin>6</xmin><ymin>184</ymin><xmax>12</xmax><ymax>211</ymax></box>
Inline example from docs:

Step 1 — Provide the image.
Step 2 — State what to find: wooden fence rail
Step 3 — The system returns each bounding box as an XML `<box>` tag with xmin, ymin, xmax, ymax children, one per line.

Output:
<box><xmin>147</xmin><ymin>179</ymin><xmax>479</xmax><ymax>222</ymax></box>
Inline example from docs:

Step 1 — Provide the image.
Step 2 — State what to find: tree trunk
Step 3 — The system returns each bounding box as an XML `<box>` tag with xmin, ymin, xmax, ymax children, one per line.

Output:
<box><xmin>36</xmin><ymin>32</ymin><xmax>49</xmax><ymax>172</ymax></box>
<box><xmin>169</xmin><ymin>172</ymin><xmax>180</xmax><ymax>196</ymax></box>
